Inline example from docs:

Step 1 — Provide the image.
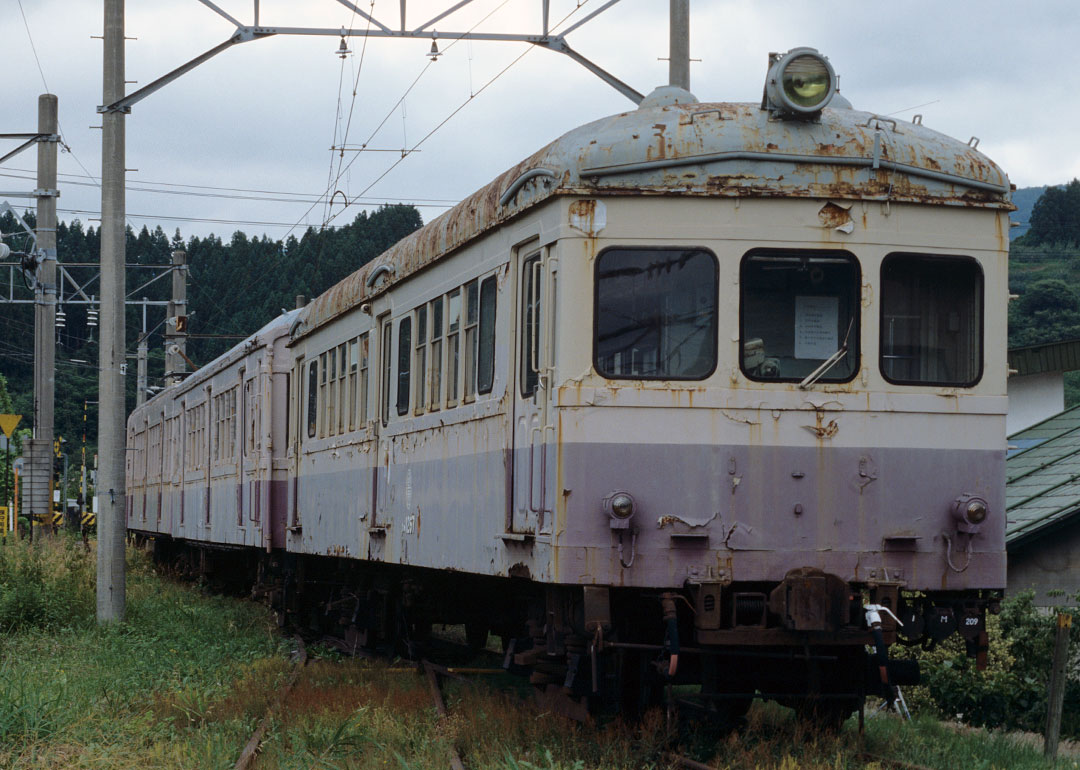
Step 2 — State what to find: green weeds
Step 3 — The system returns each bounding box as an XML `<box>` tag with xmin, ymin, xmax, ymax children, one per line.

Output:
<box><xmin>0</xmin><ymin>536</ymin><xmax>1073</xmax><ymax>769</ymax></box>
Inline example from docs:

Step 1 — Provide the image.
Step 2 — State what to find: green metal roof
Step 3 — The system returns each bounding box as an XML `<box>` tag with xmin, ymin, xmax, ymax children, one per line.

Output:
<box><xmin>1008</xmin><ymin>338</ymin><xmax>1080</xmax><ymax>377</ymax></box>
<box><xmin>1006</xmin><ymin>404</ymin><xmax>1080</xmax><ymax>546</ymax></box>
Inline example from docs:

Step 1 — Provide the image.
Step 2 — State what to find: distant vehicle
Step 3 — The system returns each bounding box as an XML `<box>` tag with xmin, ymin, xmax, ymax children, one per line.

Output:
<box><xmin>127</xmin><ymin>48</ymin><xmax>1010</xmax><ymax>723</ymax></box>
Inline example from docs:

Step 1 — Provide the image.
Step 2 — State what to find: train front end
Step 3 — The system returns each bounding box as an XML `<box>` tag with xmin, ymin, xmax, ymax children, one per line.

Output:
<box><xmin>536</xmin><ymin>49</ymin><xmax>1010</xmax><ymax>715</ymax></box>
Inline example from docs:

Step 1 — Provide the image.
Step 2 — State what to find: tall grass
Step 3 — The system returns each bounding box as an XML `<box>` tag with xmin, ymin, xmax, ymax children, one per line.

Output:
<box><xmin>0</xmin><ymin>536</ymin><xmax>1073</xmax><ymax>769</ymax></box>
<box><xmin>0</xmin><ymin>535</ymin><xmax>286</xmax><ymax>768</ymax></box>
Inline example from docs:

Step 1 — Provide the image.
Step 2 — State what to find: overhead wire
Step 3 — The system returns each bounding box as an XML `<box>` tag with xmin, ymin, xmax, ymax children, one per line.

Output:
<box><xmin>16</xmin><ymin>0</ymin><xmax>50</xmax><ymax>93</ymax></box>
<box><xmin>322</xmin><ymin>0</ymin><xmax>592</xmax><ymax>229</ymax></box>
<box><xmin>0</xmin><ymin>168</ymin><xmax>457</xmax><ymax>210</ymax></box>
<box><xmin>325</xmin><ymin>0</ymin><xmax>377</xmax><ymax>226</ymax></box>
<box><xmin>324</xmin><ymin>1</ymin><xmax>366</xmax><ymax>225</ymax></box>
<box><xmin>284</xmin><ymin>0</ymin><xmax>518</xmax><ymax>239</ymax></box>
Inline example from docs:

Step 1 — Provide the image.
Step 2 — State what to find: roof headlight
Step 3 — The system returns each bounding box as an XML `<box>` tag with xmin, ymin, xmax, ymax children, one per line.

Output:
<box><xmin>764</xmin><ymin>47</ymin><xmax>837</xmax><ymax>119</ymax></box>
<box><xmin>965</xmin><ymin>500</ymin><xmax>988</xmax><ymax>525</ymax></box>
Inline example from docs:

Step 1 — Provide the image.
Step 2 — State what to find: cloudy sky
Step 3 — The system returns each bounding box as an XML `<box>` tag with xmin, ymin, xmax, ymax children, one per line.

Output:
<box><xmin>3</xmin><ymin>0</ymin><xmax>1078</xmax><ymax>243</ymax></box>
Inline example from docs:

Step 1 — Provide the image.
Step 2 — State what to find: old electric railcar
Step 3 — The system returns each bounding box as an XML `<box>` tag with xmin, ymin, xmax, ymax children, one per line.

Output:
<box><xmin>128</xmin><ymin>49</ymin><xmax>1010</xmax><ymax>718</ymax></box>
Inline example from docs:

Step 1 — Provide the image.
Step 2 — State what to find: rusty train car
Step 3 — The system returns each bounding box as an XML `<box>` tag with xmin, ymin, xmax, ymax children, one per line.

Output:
<box><xmin>127</xmin><ymin>49</ymin><xmax>1010</xmax><ymax>721</ymax></box>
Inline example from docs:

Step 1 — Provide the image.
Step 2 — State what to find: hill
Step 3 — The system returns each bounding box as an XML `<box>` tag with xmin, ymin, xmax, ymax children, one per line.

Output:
<box><xmin>1010</xmin><ymin>185</ymin><xmax>1047</xmax><ymax>240</ymax></box>
<box><xmin>0</xmin><ymin>206</ymin><xmax>424</xmax><ymax>454</ymax></box>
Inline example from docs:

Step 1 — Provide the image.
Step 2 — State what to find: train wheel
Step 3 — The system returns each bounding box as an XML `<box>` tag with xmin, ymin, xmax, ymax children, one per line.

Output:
<box><xmin>465</xmin><ymin>622</ymin><xmax>489</xmax><ymax>652</ymax></box>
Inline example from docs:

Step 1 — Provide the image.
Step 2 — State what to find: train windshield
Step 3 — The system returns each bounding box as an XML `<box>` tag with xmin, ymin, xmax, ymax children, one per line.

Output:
<box><xmin>594</xmin><ymin>247</ymin><xmax>718</xmax><ymax>380</ymax></box>
<box><xmin>740</xmin><ymin>250</ymin><xmax>860</xmax><ymax>383</ymax></box>
<box><xmin>881</xmin><ymin>254</ymin><xmax>983</xmax><ymax>386</ymax></box>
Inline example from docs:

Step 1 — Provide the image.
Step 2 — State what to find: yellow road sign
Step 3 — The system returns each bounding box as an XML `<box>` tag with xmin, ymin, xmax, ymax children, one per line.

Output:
<box><xmin>0</xmin><ymin>414</ymin><xmax>20</xmax><ymax>438</ymax></box>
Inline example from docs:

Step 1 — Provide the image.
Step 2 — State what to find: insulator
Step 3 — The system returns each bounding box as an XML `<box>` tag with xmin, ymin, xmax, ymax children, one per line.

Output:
<box><xmin>87</xmin><ymin>307</ymin><xmax>98</xmax><ymax>327</ymax></box>
<box><xmin>55</xmin><ymin>309</ymin><xmax>66</xmax><ymax>329</ymax></box>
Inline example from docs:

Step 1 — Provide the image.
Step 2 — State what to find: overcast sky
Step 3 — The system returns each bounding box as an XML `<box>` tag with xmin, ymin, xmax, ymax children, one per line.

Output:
<box><xmin>3</xmin><ymin>0</ymin><xmax>1078</xmax><ymax>244</ymax></box>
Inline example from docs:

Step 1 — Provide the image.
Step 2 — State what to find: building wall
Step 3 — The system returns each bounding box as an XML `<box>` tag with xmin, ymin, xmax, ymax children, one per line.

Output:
<box><xmin>1008</xmin><ymin>522</ymin><xmax>1080</xmax><ymax>606</ymax></box>
<box><xmin>1007</xmin><ymin>372</ymin><xmax>1064</xmax><ymax>436</ymax></box>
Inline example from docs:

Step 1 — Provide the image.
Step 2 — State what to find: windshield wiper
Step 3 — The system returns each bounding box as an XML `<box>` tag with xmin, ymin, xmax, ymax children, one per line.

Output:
<box><xmin>798</xmin><ymin>317</ymin><xmax>855</xmax><ymax>390</ymax></box>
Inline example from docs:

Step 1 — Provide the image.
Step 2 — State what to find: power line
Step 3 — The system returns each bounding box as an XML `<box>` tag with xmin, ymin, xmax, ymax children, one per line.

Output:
<box><xmin>0</xmin><ymin>169</ymin><xmax>457</xmax><ymax>209</ymax></box>
<box><xmin>16</xmin><ymin>0</ymin><xmax>49</xmax><ymax>93</ymax></box>
<box><xmin>323</xmin><ymin>0</ymin><xmax>588</xmax><ymax>229</ymax></box>
<box><xmin>0</xmin><ymin>165</ymin><xmax>458</xmax><ymax>202</ymax></box>
<box><xmin>288</xmin><ymin>0</ymin><xmax>520</xmax><ymax>238</ymax></box>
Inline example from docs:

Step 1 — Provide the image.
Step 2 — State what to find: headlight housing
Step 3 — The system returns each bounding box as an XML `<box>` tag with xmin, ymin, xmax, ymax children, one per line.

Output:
<box><xmin>952</xmin><ymin>493</ymin><xmax>990</xmax><ymax>533</ymax></box>
<box><xmin>604</xmin><ymin>491</ymin><xmax>636</xmax><ymax>529</ymax></box>
<box><xmin>764</xmin><ymin>47</ymin><xmax>837</xmax><ymax>119</ymax></box>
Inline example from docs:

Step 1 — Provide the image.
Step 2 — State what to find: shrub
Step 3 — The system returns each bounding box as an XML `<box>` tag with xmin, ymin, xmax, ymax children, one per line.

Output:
<box><xmin>906</xmin><ymin>591</ymin><xmax>1080</xmax><ymax>738</ymax></box>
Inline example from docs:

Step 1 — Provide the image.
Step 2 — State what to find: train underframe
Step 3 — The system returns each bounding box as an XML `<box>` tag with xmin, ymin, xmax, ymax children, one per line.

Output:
<box><xmin>142</xmin><ymin>534</ymin><xmax>1000</xmax><ymax>725</ymax></box>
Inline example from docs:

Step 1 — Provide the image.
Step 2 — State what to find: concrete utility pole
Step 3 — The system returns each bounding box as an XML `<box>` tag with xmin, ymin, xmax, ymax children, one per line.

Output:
<box><xmin>669</xmin><ymin>0</ymin><xmax>690</xmax><ymax>91</ymax></box>
<box><xmin>164</xmin><ymin>250</ymin><xmax>188</xmax><ymax>386</ymax></box>
<box><xmin>97</xmin><ymin>0</ymin><xmax>127</xmax><ymax>623</ymax></box>
<box><xmin>136</xmin><ymin>341</ymin><xmax>148</xmax><ymax>407</ymax></box>
<box><xmin>23</xmin><ymin>94</ymin><xmax>59</xmax><ymax>539</ymax></box>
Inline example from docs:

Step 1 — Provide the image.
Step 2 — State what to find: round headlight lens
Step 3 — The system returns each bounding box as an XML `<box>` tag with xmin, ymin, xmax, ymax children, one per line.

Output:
<box><xmin>966</xmin><ymin>500</ymin><xmax>988</xmax><ymax>524</ymax></box>
<box><xmin>782</xmin><ymin>55</ymin><xmax>832</xmax><ymax>108</ymax></box>
<box><xmin>610</xmin><ymin>493</ymin><xmax>635</xmax><ymax>519</ymax></box>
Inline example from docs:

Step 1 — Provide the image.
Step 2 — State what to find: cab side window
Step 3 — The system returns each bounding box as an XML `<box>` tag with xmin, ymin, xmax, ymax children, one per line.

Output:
<box><xmin>881</xmin><ymin>254</ymin><xmax>982</xmax><ymax>386</ymax></box>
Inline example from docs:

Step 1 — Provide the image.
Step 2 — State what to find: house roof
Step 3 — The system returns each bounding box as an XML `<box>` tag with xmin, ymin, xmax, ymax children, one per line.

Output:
<box><xmin>1006</xmin><ymin>404</ymin><xmax>1080</xmax><ymax>546</ymax></box>
<box><xmin>1007</xmin><ymin>338</ymin><xmax>1080</xmax><ymax>377</ymax></box>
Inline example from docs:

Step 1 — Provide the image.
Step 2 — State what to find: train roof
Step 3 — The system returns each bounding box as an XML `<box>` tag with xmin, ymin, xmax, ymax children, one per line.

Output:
<box><xmin>130</xmin><ymin>308</ymin><xmax>302</xmax><ymax>420</ymax></box>
<box><xmin>294</xmin><ymin>85</ymin><xmax>1012</xmax><ymax>340</ymax></box>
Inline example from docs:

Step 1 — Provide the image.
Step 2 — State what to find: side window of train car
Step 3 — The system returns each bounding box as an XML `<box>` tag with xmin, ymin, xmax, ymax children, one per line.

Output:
<box><xmin>880</xmin><ymin>254</ymin><xmax>983</xmax><ymax>386</ymax></box>
<box><xmin>447</xmin><ymin>289</ymin><xmax>462</xmax><ymax>406</ymax></box>
<box><xmin>306</xmin><ymin>360</ymin><xmax>318</xmax><ymax>439</ymax></box>
<box><xmin>415</xmin><ymin>306</ymin><xmax>428</xmax><ymax>414</ymax></box>
<box><xmin>429</xmin><ymin>298</ymin><xmax>443</xmax><ymax>411</ymax></box>
<box><xmin>347</xmin><ymin>339</ymin><xmax>359</xmax><ymax>430</ymax></box>
<box><xmin>478</xmin><ymin>275</ymin><xmax>497</xmax><ymax>394</ymax></box>
<box><xmin>464</xmin><ymin>280</ymin><xmax>479</xmax><ymax>401</ymax></box>
<box><xmin>522</xmin><ymin>254</ymin><xmax>542</xmax><ymax>395</ymax></box>
<box><xmin>595</xmin><ymin>247</ymin><xmax>719</xmax><ymax>380</ymax></box>
<box><xmin>381</xmin><ymin>320</ymin><xmax>393</xmax><ymax>426</ymax></box>
<box><xmin>326</xmin><ymin>347</ymin><xmax>337</xmax><ymax>437</ymax></box>
<box><xmin>336</xmin><ymin>343</ymin><xmax>347</xmax><ymax>435</ymax></box>
<box><xmin>740</xmin><ymin>249</ymin><xmax>860</xmax><ymax>383</ymax></box>
<box><xmin>397</xmin><ymin>316</ymin><xmax>412</xmax><ymax>416</ymax></box>
<box><xmin>359</xmin><ymin>333</ymin><xmax>370</xmax><ymax>423</ymax></box>
<box><xmin>318</xmin><ymin>352</ymin><xmax>328</xmax><ymax>437</ymax></box>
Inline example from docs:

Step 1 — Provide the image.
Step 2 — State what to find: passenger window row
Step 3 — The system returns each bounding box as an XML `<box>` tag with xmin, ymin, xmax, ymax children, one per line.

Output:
<box><xmin>594</xmin><ymin>248</ymin><xmax>984</xmax><ymax>388</ymax></box>
<box><xmin>395</xmin><ymin>274</ymin><xmax>497</xmax><ymax>418</ymax></box>
<box><xmin>303</xmin><ymin>273</ymin><xmax>497</xmax><ymax>441</ymax></box>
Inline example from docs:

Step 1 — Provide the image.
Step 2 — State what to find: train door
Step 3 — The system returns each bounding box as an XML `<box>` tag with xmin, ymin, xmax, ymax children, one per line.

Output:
<box><xmin>372</xmin><ymin>311</ymin><xmax>394</xmax><ymax>529</ymax></box>
<box><xmin>240</xmin><ymin>371</ymin><xmax>256</xmax><ymax>546</ymax></box>
<box><xmin>511</xmin><ymin>243</ymin><xmax>554</xmax><ymax>535</ymax></box>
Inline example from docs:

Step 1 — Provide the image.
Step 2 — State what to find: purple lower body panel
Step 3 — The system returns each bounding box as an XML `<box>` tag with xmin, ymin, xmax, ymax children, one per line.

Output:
<box><xmin>556</xmin><ymin>442</ymin><xmax>1005</xmax><ymax>592</ymax></box>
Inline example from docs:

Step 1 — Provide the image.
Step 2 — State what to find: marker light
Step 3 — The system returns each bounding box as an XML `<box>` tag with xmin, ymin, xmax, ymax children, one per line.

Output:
<box><xmin>604</xmin><ymin>491</ymin><xmax>637</xmax><ymax>530</ymax></box>
<box><xmin>765</xmin><ymin>47</ymin><xmax>837</xmax><ymax>119</ymax></box>
<box><xmin>952</xmin><ymin>493</ymin><xmax>989</xmax><ymax>533</ymax></box>
<box><xmin>965</xmin><ymin>500</ymin><xmax>988</xmax><ymax>525</ymax></box>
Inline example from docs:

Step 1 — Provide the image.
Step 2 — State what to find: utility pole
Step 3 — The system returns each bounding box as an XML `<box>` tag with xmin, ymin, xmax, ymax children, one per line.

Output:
<box><xmin>24</xmin><ymin>94</ymin><xmax>59</xmax><ymax>538</ymax></box>
<box><xmin>669</xmin><ymin>0</ymin><xmax>690</xmax><ymax>91</ymax></box>
<box><xmin>164</xmin><ymin>250</ymin><xmax>187</xmax><ymax>386</ymax></box>
<box><xmin>97</xmin><ymin>0</ymin><xmax>127</xmax><ymax>624</ymax></box>
<box><xmin>136</xmin><ymin>298</ymin><xmax>148</xmax><ymax>407</ymax></box>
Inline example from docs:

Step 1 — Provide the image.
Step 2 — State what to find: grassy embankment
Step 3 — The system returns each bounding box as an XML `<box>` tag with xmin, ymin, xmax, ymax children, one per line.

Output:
<box><xmin>0</xmin><ymin>535</ymin><xmax>1073</xmax><ymax>770</ymax></box>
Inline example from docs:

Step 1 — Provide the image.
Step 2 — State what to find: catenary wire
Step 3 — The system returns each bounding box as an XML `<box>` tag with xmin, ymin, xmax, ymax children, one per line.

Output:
<box><xmin>323</xmin><ymin>0</ymin><xmax>590</xmax><ymax>229</ymax></box>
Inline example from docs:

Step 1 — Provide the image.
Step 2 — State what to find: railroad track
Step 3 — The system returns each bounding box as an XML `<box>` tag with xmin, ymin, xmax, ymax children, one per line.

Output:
<box><xmin>229</xmin><ymin>631</ymin><xmax>939</xmax><ymax>770</ymax></box>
